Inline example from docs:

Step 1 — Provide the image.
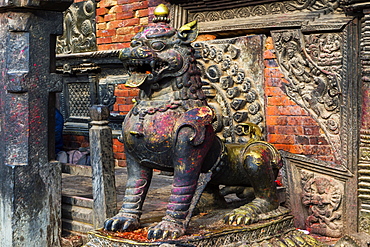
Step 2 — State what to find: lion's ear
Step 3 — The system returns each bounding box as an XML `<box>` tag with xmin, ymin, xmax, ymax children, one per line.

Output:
<box><xmin>178</xmin><ymin>20</ymin><xmax>198</xmax><ymax>42</ymax></box>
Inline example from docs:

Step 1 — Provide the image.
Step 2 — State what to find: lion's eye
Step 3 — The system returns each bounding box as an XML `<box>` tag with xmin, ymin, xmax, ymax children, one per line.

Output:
<box><xmin>151</xmin><ymin>41</ymin><xmax>166</xmax><ymax>51</ymax></box>
<box><xmin>131</xmin><ymin>40</ymin><xmax>142</xmax><ymax>47</ymax></box>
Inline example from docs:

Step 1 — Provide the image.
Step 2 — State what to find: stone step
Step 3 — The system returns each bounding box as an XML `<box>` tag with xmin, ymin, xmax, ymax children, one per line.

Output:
<box><xmin>62</xmin><ymin>218</ymin><xmax>94</xmax><ymax>234</ymax></box>
<box><xmin>62</xmin><ymin>195</ymin><xmax>93</xmax><ymax>208</ymax></box>
<box><xmin>62</xmin><ymin>163</ymin><xmax>92</xmax><ymax>176</ymax></box>
<box><xmin>62</xmin><ymin>204</ymin><xmax>93</xmax><ymax>223</ymax></box>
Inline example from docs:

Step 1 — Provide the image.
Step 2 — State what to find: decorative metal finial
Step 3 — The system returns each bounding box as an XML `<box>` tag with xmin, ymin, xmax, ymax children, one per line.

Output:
<box><xmin>153</xmin><ymin>4</ymin><xmax>170</xmax><ymax>23</ymax></box>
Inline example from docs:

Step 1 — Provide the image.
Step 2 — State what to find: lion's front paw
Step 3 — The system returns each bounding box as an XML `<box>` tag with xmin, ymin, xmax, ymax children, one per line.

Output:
<box><xmin>147</xmin><ymin>219</ymin><xmax>185</xmax><ymax>240</ymax></box>
<box><xmin>104</xmin><ymin>213</ymin><xmax>140</xmax><ymax>232</ymax></box>
<box><xmin>224</xmin><ymin>198</ymin><xmax>276</xmax><ymax>225</ymax></box>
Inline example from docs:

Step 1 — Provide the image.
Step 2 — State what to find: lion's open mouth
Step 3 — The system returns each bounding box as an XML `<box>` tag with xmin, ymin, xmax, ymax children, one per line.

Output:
<box><xmin>125</xmin><ymin>59</ymin><xmax>169</xmax><ymax>87</ymax></box>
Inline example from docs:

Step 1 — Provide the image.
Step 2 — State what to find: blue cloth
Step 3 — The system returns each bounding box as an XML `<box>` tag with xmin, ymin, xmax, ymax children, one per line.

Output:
<box><xmin>55</xmin><ymin>108</ymin><xmax>64</xmax><ymax>154</ymax></box>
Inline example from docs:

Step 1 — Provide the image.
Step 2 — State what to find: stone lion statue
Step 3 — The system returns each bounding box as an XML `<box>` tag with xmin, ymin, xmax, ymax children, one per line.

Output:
<box><xmin>104</xmin><ymin>4</ymin><xmax>282</xmax><ymax>240</ymax></box>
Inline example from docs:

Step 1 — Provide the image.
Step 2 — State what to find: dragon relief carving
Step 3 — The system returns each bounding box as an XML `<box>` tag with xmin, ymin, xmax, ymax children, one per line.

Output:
<box><xmin>271</xmin><ymin>30</ymin><xmax>342</xmax><ymax>162</ymax></box>
<box><xmin>301</xmin><ymin>171</ymin><xmax>343</xmax><ymax>238</ymax></box>
<box><xmin>56</xmin><ymin>0</ymin><xmax>96</xmax><ymax>54</ymax></box>
<box><xmin>188</xmin><ymin>0</ymin><xmax>342</xmax><ymax>23</ymax></box>
<box><xmin>193</xmin><ymin>36</ymin><xmax>266</xmax><ymax>143</ymax></box>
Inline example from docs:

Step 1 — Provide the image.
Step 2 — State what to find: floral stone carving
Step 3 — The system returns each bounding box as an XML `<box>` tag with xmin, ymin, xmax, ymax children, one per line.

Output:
<box><xmin>194</xmin><ymin>35</ymin><xmax>266</xmax><ymax>143</ymax></box>
<box><xmin>271</xmin><ymin>30</ymin><xmax>342</xmax><ymax>162</ymax></box>
<box><xmin>56</xmin><ymin>0</ymin><xmax>96</xmax><ymax>54</ymax></box>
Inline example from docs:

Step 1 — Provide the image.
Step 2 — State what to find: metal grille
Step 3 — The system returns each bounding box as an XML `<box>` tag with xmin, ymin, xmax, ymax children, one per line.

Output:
<box><xmin>68</xmin><ymin>83</ymin><xmax>91</xmax><ymax>117</ymax></box>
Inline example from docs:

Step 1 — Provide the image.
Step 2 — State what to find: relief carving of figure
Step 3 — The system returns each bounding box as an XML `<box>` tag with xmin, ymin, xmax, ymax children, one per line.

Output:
<box><xmin>301</xmin><ymin>172</ymin><xmax>343</xmax><ymax>238</ymax></box>
<box><xmin>104</xmin><ymin>4</ymin><xmax>282</xmax><ymax>240</ymax></box>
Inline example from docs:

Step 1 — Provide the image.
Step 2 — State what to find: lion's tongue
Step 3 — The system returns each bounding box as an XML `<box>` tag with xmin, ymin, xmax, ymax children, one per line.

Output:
<box><xmin>125</xmin><ymin>73</ymin><xmax>148</xmax><ymax>88</ymax></box>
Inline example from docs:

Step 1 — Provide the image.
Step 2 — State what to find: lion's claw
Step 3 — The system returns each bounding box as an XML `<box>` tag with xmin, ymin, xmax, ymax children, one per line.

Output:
<box><xmin>147</xmin><ymin>220</ymin><xmax>185</xmax><ymax>240</ymax></box>
<box><xmin>224</xmin><ymin>198</ymin><xmax>276</xmax><ymax>226</ymax></box>
<box><xmin>104</xmin><ymin>213</ymin><xmax>140</xmax><ymax>232</ymax></box>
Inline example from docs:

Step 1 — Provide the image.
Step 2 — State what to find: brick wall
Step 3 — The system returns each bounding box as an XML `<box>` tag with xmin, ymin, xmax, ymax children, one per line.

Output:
<box><xmin>264</xmin><ymin>37</ymin><xmax>336</xmax><ymax>163</ymax></box>
<box><xmin>96</xmin><ymin>0</ymin><xmax>168</xmax><ymax>50</ymax></box>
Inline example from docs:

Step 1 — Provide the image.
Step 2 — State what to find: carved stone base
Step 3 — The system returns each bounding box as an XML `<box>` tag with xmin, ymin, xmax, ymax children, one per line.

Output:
<box><xmin>85</xmin><ymin>207</ymin><xmax>327</xmax><ymax>247</ymax></box>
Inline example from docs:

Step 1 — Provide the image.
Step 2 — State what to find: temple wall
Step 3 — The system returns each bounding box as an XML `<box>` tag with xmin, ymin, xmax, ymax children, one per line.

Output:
<box><xmin>56</xmin><ymin>0</ymin><xmax>366</xmax><ymax>241</ymax></box>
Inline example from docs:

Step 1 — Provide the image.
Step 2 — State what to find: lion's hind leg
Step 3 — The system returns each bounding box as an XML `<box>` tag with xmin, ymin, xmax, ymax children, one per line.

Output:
<box><xmin>224</xmin><ymin>142</ymin><xmax>281</xmax><ymax>226</ymax></box>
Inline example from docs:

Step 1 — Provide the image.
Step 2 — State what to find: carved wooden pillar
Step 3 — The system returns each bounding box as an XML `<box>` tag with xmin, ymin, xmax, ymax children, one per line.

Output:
<box><xmin>0</xmin><ymin>1</ymin><xmax>71</xmax><ymax>246</ymax></box>
<box><xmin>358</xmin><ymin>9</ymin><xmax>370</xmax><ymax>235</ymax></box>
<box><xmin>89</xmin><ymin>105</ymin><xmax>117</xmax><ymax>228</ymax></box>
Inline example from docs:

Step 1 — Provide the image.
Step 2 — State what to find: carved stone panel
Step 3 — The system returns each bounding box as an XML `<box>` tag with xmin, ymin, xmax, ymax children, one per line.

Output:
<box><xmin>301</xmin><ymin>170</ymin><xmax>343</xmax><ymax>237</ymax></box>
<box><xmin>57</xmin><ymin>0</ymin><xmax>96</xmax><ymax>54</ymax></box>
<box><xmin>186</xmin><ymin>0</ymin><xmax>343</xmax><ymax>23</ymax></box>
<box><xmin>271</xmin><ymin>30</ymin><xmax>343</xmax><ymax>163</ymax></box>
<box><xmin>281</xmin><ymin>152</ymin><xmax>351</xmax><ymax>238</ymax></box>
<box><xmin>194</xmin><ymin>35</ymin><xmax>265</xmax><ymax>143</ymax></box>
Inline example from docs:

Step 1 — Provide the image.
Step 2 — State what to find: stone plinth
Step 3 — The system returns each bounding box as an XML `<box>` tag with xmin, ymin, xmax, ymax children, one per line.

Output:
<box><xmin>85</xmin><ymin>207</ymin><xmax>326</xmax><ymax>247</ymax></box>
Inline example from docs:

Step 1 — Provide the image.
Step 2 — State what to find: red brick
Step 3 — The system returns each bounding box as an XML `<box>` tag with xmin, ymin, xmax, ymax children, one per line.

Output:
<box><xmin>265</xmin><ymin>77</ymin><xmax>284</xmax><ymax>87</ymax></box>
<box><xmin>137</xmin><ymin>9</ymin><xmax>149</xmax><ymax>17</ymax></box>
<box><xmin>112</xmin><ymin>35</ymin><xmax>132</xmax><ymax>43</ymax></box>
<box><xmin>275</xmin><ymin>126</ymin><xmax>304</xmax><ymax>135</ymax></box>
<box><xmin>266</xmin><ymin>116</ymin><xmax>288</xmax><ymax>126</ymax></box>
<box><xmin>116</xmin><ymin>84</ymin><xmax>129</xmax><ymax>90</ymax></box>
<box><xmin>116</xmin><ymin>4</ymin><xmax>134</xmax><ymax>12</ymax></box>
<box><xmin>295</xmin><ymin>135</ymin><xmax>309</xmax><ymax>145</ymax></box>
<box><xmin>302</xmin><ymin>145</ymin><xmax>317</xmax><ymax>155</ymax></box>
<box><xmin>116</xmin><ymin>160</ymin><xmax>127</xmax><ymax>167</ymax></box>
<box><xmin>264</xmin><ymin>50</ymin><xmax>276</xmax><ymax>59</ymax></box>
<box><xmin>303</xmin><ymin>126</ymin><xmax>321</xmax><ymax>136</ymax></box>
<box><xmin>272</xmin><ymin>144</ymin><xmax>303</xmax><ymax>154</ymax></box>
<box><xmin>267</xmin><ymin>105</ymin><xmax>307</xmax><ymax>116</ymax></box>
<box><xmin>119</xmin><ymin>104</ymin><xmax>134</xmax><ymax>112</ymax></box>
<box><xmin>97</xmin><ymin>37</ymin><xmax>112</xmax><ymax>44</ymax></box>
<box><xmin>116</xmin><ymin>43</ymin><xmax>130</xmax><ymax>49</ymax></box>
<box><xmin>97</xmin><ymin>23</ymin><xmax>107</xmax><ymax>30</ymax></box>
<box><xmin>288</xmin><ymin>145</ymin><xmax>304</xmax><ymax>154</ymax></box>
<box><xmin>264</xmin><ymin>68</ymin><xmax>284</xmax><ymax>79</ymax></box>
<box><xmin>267</xmin><ymin>96</ymin><xmax>296</xmax><ymax>106</ymax></box>
<box><xmin>132</xmin><ymin>1</ymin><xmax>149</xmax><ymax>10</ymax></box>
<box><xmin>99</xmin><ymin>0</ymin><xmax>116</xmax><ymax>8</ymax></box>
<box><xmin>122</xmin><ymin>18</ymin><xmax>140</xmax><ymax>27</ymax></box>
<box><xmin>267</xmin><ymin>125</ymin><xmax>275</xmax><ymax>134</ymax></box>
<box><xmin>96</xmin><ymin>7</ymin><xmax>109</xmax><ymax>16</ymax></box>
<box><xmin>139</xmin><ymin>17</ymin><xmax>149</xmax><ymax>25</ymax></box>
<box><xmin>265</xmin><ymin>86</ymin><xmax>284</xmax><ymax>96</ymax></box>
<box><xmin>115</xmin><ymin>89</ymin><xmax>129</xmax><ymax>97</ymax></box>
<box><xmin>268</xmin><ymin>134</ymin><xmax>295</xmax><ymax>144</ymax></box>
<box><xmin>117</xmin><ymin>26</ymin><xmax>135</xmax><ymax>35</ymax></box>
<box><xmin>287</xmin><ymin>116</ymin><xmax>317</xmax><ymax>126</ymax></box>
<box><xmin>98</xmin><ymin>43</ymin><xmax>118</xmax><ymax>50</ymax></box>
<box><xmin>265</xmin><ymin>37</ymin><xmax>274</xmax><ymax>50</ymax></box>
<box><xmin>117</xmin><ymin>11</ymin><xmax>135</xmax><ymax>20</ymax></box>
<box><xmin>117</xmin><ymin>0</ymin><xmax>136</xmax><ymax>4</ymax></box>
<box><xmin>97</xmin><ymin>29</ymin><xmax>116</xmax><ymax>37</ymax></box>
<box><xmin>107</xmin><ymin>20</ymin><xmax>125</xmax><ymax>29</ymax></box>
<box><xmin>104</xmin><ymin>14</ymin><xmax>116</xmax><ymax>22</ymax></box>
<box><xmin>113</xmin><ymin>104</ymin><xmax>119</xmax><ymax>111</ymax></box>
<box><xmin>114</xmin><ymin>152</ymin><xmax>126</xmax><ymax>160</ymax></box>
<box><xmin>116</xmin><ymin>97</ymin><xmax>134</xmax><ymax>105</ymax></box>
<box><xmin>149</xmin><ymin>0</ymin><xmax>165</xmax><ymax>7</ymax></box>
<box><xmin>113</xmin><ymin>137</ymin><xmax>123</xmax><ymax>144</ymax></box>
<box><xmin>96</xmin><ymin>16</ymin><xmax>105</xmax><ymax>23</ymax></box>
<box><xmin>128</xmin><ymin>88</ymin><xmax>139</xmax><ymax>96</ymax></box>
<box><xmin>113</xmin><ymin>142</ymin><xmax>124</xmax><ymax>153</ymax></box>
<box><xmin>264</xmin><ymin>59</ymin><xmax>278</xmax><ymax>68</ymax></box>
